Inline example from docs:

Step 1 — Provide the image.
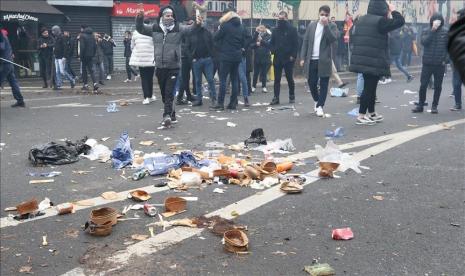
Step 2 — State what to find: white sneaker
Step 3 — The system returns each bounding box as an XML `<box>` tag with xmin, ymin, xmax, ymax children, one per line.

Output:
<box><xmin>356</xmin><ymin>116</ymin><xmax>376</xmax><ymax>125</ymax></box>
<box><xmin>151</xmin><ymin>95</ymin><xmax>157</xmax><ymax>102</ymax></box>
<box><xmin>106</xmin><ymin>75</ymin><xmax>111</xmax><ymax>80</ymax></box>
<box><xmin>262</xmin><ymin>87</ymin><xmax>268</xmax><ymax>93</ymax></box>
<box><xmin>384</xmin><ymin>78</ymin><xmax>392</xmax><ymax>84</ymax></box>
<box><xmin>316</xmin><ymin>106</ymin><xmax>324</xmax><ymax>117</ymax></box>
<box><xmin>134</xmin><ymin>75</ymin><xmax>139</xmax><ymax>81</ymax></box>
<box><xmin>124</xmin><ymin>79</ymin><xmax>131</xmax><ymax>83</ymax></box>
<box><xmin>251</xmin><ymin>87</ymin><xmax>256</xmax><ymax>92</ymax></box>
<box><xmin>142</xmin><ymin>98</ymin><xmax>150</xmax><ymax>105</ymax></box>
<box><xmin>378</xmin><ymin>80</ymin><xmax>386</xmax><ymax>85</ymax></box>
<box><xmin>369</xmin><ymin>113</ymin><xmax>384</xmax><ymax>122</ymax></box>
<box><xmin>314</xmin><ymin>103</ymin><xmax>317</xmax><ymax>113</ymax></box>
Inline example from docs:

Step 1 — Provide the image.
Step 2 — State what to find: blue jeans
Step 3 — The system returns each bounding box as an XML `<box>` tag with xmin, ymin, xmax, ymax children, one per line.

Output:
<box><xmin>218</xmin><ymin>60</ymin><xmax>240</xmax><ymax>107</ymax></box>
<box><xmin>193</xmin><ymin>57</ymin><xmax>216</xmax><ymax>101</ymax></box>
<box><xmin>55</xmin><ymin>58</ymin><xmax>74</xmax><ymax>87</ymax></box>
<box><xmin>1</xmin><ymin>64</ymin><xmax>24</xmax><ymax>103</ymax></box>
<box><xmin>453</xmin><ymin>66</ymin><xmax>462</xmax><ymax>106</ymax></box>
<box><xmin>390</xmin><ymin>54</ymin><xmax>410</xmax><ymax>79</ymax></box>
<box><xmin>356</xmin><ymin>73</ymin><xmax>364</xmax><ymax>97</ymax></box>
<box><xmin>238</xmin><ymin>57</ymin><xmax>249</xmax><ymax>97</ymax></box>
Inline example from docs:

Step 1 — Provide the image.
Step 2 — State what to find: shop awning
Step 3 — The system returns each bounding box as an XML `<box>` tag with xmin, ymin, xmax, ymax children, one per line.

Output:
<box><xmin>1</xmin><ymin>0</ymin><xmax>67</xmax><ymax>24</ymax></box>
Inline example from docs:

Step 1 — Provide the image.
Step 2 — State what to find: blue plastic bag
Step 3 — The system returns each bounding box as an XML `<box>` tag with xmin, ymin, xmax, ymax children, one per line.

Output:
<box><xmin>111</xmin><ymin>132</ymin><xmax>133</xmax><ymax>169</ymax></box>
<box><xmin>347</xmin><ymin>108</ymin><xmax>359</xmax><ymax>117</ymax></box>
<box><xmin>325</xmin><ymin>127</ymin><xmax>345</xmax><ymax>138</ymax></box>
<box><xmin>144</xmin><ymin>151</ymin><xmax>201</xmax><ymax>176</ymax></box>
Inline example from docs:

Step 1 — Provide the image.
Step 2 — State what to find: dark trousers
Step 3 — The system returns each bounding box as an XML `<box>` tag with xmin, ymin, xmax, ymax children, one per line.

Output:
<box><xmin>273</xmin><ymin>60</ymin><xmax>295</xmax><ymax>100</ymax></box>
<box><xmin>308</xmin><ymin>60</ymin><xmax>330</xmax><ymax>108</ymax></box>
<box><xmin>218</xmin><ymin>60</ymin><xmax>240</xmax><ymax>107</ymax></box>
<box><xmin>139</xmin><ymin>66</ymin><xmax>155</xmax><ymax>99</ymax></box>
<box><xmin>452</xmin><ymin>66</ymin><xmax>462</xmax><ymax>106</ymax></box>
<box><xmin>419</xmin><ymin>64</ymin><xmax>445</xmax><ymax>107</ymax></box>
<box><xmin>359</xmin><ymin>73</ymin><xmax>380</xmax><ymax>114</ymax></box>
<box><xmin>39</xmin><ymin>55</ymin><xmax>52</xmax><ymax>85</ymax></box>
<box><xmin>253</xmin><ymin>61</ymin><xmax>270</xmax><ymax>88</ymax></box>
<box><xmin>125</xmin><ymin>57</ymin><xmax>138</xmax><ymax>80</ymax></box>
<box><xmin>178</xmin><ymin>57</ymin><xmax>195</xmax><ymax>101</ymax></box>
<box><xmin>156</xmin><ymin>68</ymin><xmax>178</xmax><ymax>118</ymax></box>
<box><xmin>104</xmin><ymin>54</ymin><xmax>113</xmax><ymax>75</ymax></box>
<box><xmin>81</xmin><ymin>57</ymin><xmax>96</xmax><ymax>86</ymax></box>
<box><xmin>66</xmin><ymin>57</ymin><xmax>76</xmax><ymax>78</ymax></box>
<box><xmin>401</xmin><ymin>50</ymin><xmax>412</xmax><ymax>67</ymax></box>
<box><xmin>1</xmin><ymin>65</ymin><xmax>24</xmax><ymax>103</ymax></box>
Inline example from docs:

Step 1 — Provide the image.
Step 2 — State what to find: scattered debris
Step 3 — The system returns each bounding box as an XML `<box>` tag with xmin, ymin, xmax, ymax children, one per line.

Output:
<box><xmin>29</xmin><ymin>137</ymin><xmax>90</xmax><ymax>166</ymax></box>
<box><xmin>223</xmin><ymin>229</ymin><xmax>249</xmax><ymax>253</ymax></box>
<box><xmin>325</xmin><ymin>127</ymin><xmax>345</xmax><ymax>138</ymax></box>
<box><xmin>213</xmin><ymin>188</ymin><xmax>225</xmax><ymax>194</ymax></box>
<box><xmin>304</xmin><ymin>263</ymin><xmax>335</xmax><ymax>276</ymax></box>
<box><xmin>27</xmin><ymin>171</ymin><xmax>62</xmax><ymax>177</ymax></box>
<box><xmin>56</xmin><ymin>203</ymin><xmax>74</xmax><ymax>215</ymax></box>
<box><xmin>372</xmin><ymin>195</ymin><xmax>384</xmax><ymax>201</ymax></box>
<box><xmin>19</xmin><ymin>266</ymin><xmax>33</xmax><ymax>274</ymax></box>
<box><xmin>244</xmin><ymin>128</ymin><xmax>267</xmax><ymax>147</ymax></box>
<box><xmin>129</xmin><ymin>190</ymin><xmax>151</xmax><ymax>201</ymax></box>
<box><xmin>403</xmin><ymin>89</ymin><xmax>417</xmax><ymax>94</ymax></box>
<box><xmin>226</xmin><ymin>122</ymin><xmax>237</xmax><ymax>128</ymax></box>
<box><xmin>347</xmin><ymin>108</ymin><xmax>359</xmax><ymax>117</ymax></box>
<box><xmin>330</xmin><ymin>87</ymin><xmax>349</xmax><ymax>97</ymax></box>
<box><xmin>139</xmin><ymin>140</ymin><xmax>155</xmax><ymax>146</ymax></box>
<box><xmin>112</xmin><ymin>132</ymin><xmax>134</xmax><ymax>169</ymax></box>
<box><xmin>332</xmin><ymin>227</ymin><xmax>354</xmax><ymax>240</ymax></box>
<box><xmin>205</xmin><ymin>141</ymin><xmax>226</xmax><ymax>149</ymax></box>
<box><xmin>106</xmin><ymin>102</ymin><xmax>119</xmax><ymax>112</ymax></box>
<box><xmin>101</xmin><ymin>191</ymin><xmax>121</xmax><ymax>201</ymax></box>
<box><xmin>42</xmin><ymin>235</ymin><xmax>48</xmax><ymax>246</ymax></box>
<box><xmin>131</xmin><ymin>234</ymin><xmax>149</xmax><ymax>241</ymax></box>
<box><xmin>29</xmin><ymin>179</ymin><xmax>55</xmax><ymax>185</ymax></box>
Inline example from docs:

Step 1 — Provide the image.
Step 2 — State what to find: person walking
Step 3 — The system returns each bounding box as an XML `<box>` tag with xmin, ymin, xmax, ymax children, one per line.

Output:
<box><xmin>51</xmin><ymin>25</ymin><xmax>76</xmax><ymax>89</ymax></box>
<box><xmin>401</xmin><ymin>26</ymin><xmax>415</xmax><ymax>67</ymax></box>
<box><xmin>176</xmin><ymin>27</ymin><xmax>195</xmax><ymax>105</ymax></box>
<box><xmin>79</xmin><ymin>26</ymin><xmax>99</xmax><ymax>92</ymax></box>
<box><xmin>0</xmin><ymin>30</ymin><xmax>25</xmax><ymax>107</ymax></box>
<box><xmin>238</xmin><ymin>26</ymin><xmax>252</xmax><ymax>106</ymax></box>
<box><xmin>350</xmin><ymin>0</ymin><xmax>404</xmax><ymax>125</ymax></box>
<box><xmin>412</xmin><ymin>13</ymin><xmax>449</xmax><ymax>114</ymax></box>
<box><xmin>389</xmin><ymin>29</ymin><xmax>414</xmax><ymax>82</ymax></box>
<box><xmin>38</xmin><ymin>28</ymin><xmax>54</xmax><ymax>88</ymax></box>
<box><xmin>136</xmin><ymin>6</ymin><xmax>201</xmax><ymax>127</ymax></box>
<box><xmin>251</xmin><ymin>25</ymin><xmax>272</xmax><ymax>93</ymax></box>
<box><xmin>101</xmin><ymin>34</ymin><xmax>116</xmax><ymax>80</ymax></box>
<box><xmin>63</xmin><ymin>31</ymin><xmax>77</xmax><ymax>80</ymax></box>
<box><xmin>129</xmin><ymin>27</ymin><xmax>156</xmax><ymax>105</ymax></box>
<box><xmin>123</xmin><ymin>31</ymin><xmax>139</xmax><ymax>83</ymax></box>
<box><xmin>268</xmin><ymin>11</ymin><xmax>298</xmax><ymax>105</ymax></box>
<box><xmin>300</xmin><ymin>5</ymin><xmax>338</xmax><ymax>117</ymax></box>
<box><xmin>94</xmin><ymin>34</ymin><xmax>106</xmax><ymax>85</ymax></box>
<box><xmin>211</xmin><ymin>9</ymin><xmax>245</xmax><ymax>111</ymax></box>
<box><xmin>188</xmin><ymin>23</ymin><xmax>217</xmax><ymax>107</ymax></box>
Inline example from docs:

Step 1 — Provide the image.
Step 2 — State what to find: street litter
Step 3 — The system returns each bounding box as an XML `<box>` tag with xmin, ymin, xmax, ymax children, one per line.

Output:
<box><xmin>56</xmin><ymin>203</ymin><xmax>74</xmax><ymax>215</ymax></box>
<box><xmin>372</xmin><ymin>195</ymin><xmax>384</xmax><ymax>201</ymax></box>
<box><xmin>144</xmin><ymin>130</ymin><xmax>156</xmax><ymax>134</ymax></box>
<box><xmin>330</xmin><ymin>87</ymin><xmax>349</xmax><ymax>97</ymax></box>
<box><xmin>101</xmin><ymin>191</ymin><xmax>122</xmax><ymax>200</ymax></box>
<box><xmin>332</xmin><ymin>227</ymin><xmax>354</xmax><ymax>240</ymax></box>
<box><xmin>164</xmin><ymin>196</ymin><xmax>187</xmax><ymax>213</ymax></box>
<box><xmin>112</xmin><ymin>132</ymin><xmax>134</xmax><ymax>169</ymax></box>
<box><xmin>27</xmin><ymin>171</ymin><xmax>61</xmax><ymax>177</ymax></box>
<box><xmin>84</xmin><ymin>207</ymin><xmax>118</xmax><ymax>237</ymax></box>
<box><xmin>304</xmin><ymin>263</ymin><xmax>335</xmax><ymax>276</ymax></box>
<box><xmin>213</xmin><ymin>188</ymin><xmax>225</xmax><ymax>194</ymax></box>
<box><xmin>244</xmin><ymin>128</ymin><xmax>267</xmax><ymax>147</ymax></box>
<box><xmin>42</xmin><ymin>235</ymin><xmax>48</xmax><ymax>246</ymax></box>
<box><xmin>129</xmin><ymin>190</ymin><xmax>151</xmax><ymax>201</ymax></box>
<box><xmin>72</xmin><ymin>170</ymin><xmax>92</xmax><ymax>175</ymax></box>
<box><xmin>149</xmin><ymin>227</ymin><xmax>155</xmax><ymax>237</ymax></box>
<box><xmin>407</xmin><ymin>124</ymin><xmax>419</xmax><ymax>128</ymax></box>
<box><xmin>144</xmin><ymin>203</ymin><xmax>158</xmax><ymax>217</ymax></box>
<box><xmin>29</xmin><ymin>137</ymin><xmax>91</xmax><ymax>166</ymax></box>
<box><xmin>315</xmin><ymin>140</ymin><xmax>364</xmax><ymax>174</ymax></box>
<box><xmin>254</xmin><ymin>138</ymin><xmax>295</xmax><ymax>154</ymax></box>
<box><xmin>442</xmin><ymin>124</ymin><xmax>455</xmax><ymax>130</ymax></box>
<box><xmin>19</xmin><ymin>266</ymin><xmax>33</xmax><ymax>273</ymax></box>
<box><xmin>38</xmin><ymin>198</ymin><xmax>52</xmax><ymax>212</ymax></box>
<box><xmin>223</xmin><ymin>229</ymin><xmax>249</xmax><ymax>253</ymax></box>
<box><xmin>106</xmin><ymin>102</ymin><xmax>119</xmax><ymax>112</ymax></box>
<box><xmin>139</xmin><ymin>140</ymin><xmax>155</xmax><ymax>146</ymax></box>
<box><xmin>325</xmin><ymin>127</ymin><xmax>345</xmax><ymax>138</ymax></box>
<box><xmin>205</xmin><ymin>141</ymin><xmax>225</xmax><ymax>148</ymax></box>
<box><xmin>347</xmin><ymin>108</ymin><xmax>359</xmax><ymax>117</ymax></box>
<box><xmin>226</xmin><ymin>122</ymin><xmax>237</xmax><ymax>128</ymax></box>
<box><xmin>403</xmin><ymin>89</ymin><xmax>417</xmax><ymax>94</ymax></box>
<box><xmin>119</xmin><ymin>100</ymin><xmax>129</xmax><ymax>106</ymax></box>
<box><xmin>101</xmin><ymin>137</ymin><xmax>111</xmax><ymax>141</ymax></box>
<box><xmin>29</xmin><ymin>179</ymin><xmax>55</xmax><ymax>185</ymax></box>
<box><xmin>131</xmin><ymin>234</ymin><xmax>149</xmax><ymax>241</ymax></box>
<box><xmin>81</xmin><ymin>139</ymin><xmax>111</xmax><ymax>162</ymax></box>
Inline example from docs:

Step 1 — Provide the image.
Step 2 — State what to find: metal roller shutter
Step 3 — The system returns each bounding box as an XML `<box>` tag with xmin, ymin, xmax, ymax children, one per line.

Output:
<box><xmin>111</xmin><ymin>17</ymin><xmax>136</xmax><ymax>72</ymax></box>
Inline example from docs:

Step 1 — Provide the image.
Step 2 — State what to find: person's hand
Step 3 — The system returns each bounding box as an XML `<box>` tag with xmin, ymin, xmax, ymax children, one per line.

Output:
<box><xmin>44</xmin><ymin>43</ymin><xmax>47</xmax><ymax>47</ymax></box>
<box><xmin>320</xmin><ymin>16</ymin><xmax>329</xmax><ymax>26</ymax></box>
<box><xmin>300</xmin><ymin>60</ymin><xmax>304</xmax><ymax>67</ymax></box>
<box><xmin>196</xmin><ymin>15</ymin><xmax>203</xmax><ymax>25</ymax></box>
<box><xmin>290</xmin><ymin>56</ymin><xmax>295</xmax><ymax>62</ymax></box>
<box><xmin>256</xmin><ymin>41</ymin><xmax>261</xmax><ymax>46</ymax></box>
<box><xmin>388</xmin><ymin>3</ymin><xmax>396</xmax><ymax>12</ymax></box>
<box><xmin>137</xmin><ymin>11</ymin><xmax>144</xmax><ymax>17</ymax></box>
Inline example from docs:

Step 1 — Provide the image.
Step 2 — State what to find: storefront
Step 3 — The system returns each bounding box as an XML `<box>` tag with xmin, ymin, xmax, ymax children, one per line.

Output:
<box><xmin>0</xmin><ymin>0</ymin><xmax>67</xmax><ymax>77</ymax></box>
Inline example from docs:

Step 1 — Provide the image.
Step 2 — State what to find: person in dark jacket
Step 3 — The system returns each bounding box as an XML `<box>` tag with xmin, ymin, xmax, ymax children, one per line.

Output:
<box><xmin>350</xmin><ymin>0</ymin><xmax>404</xmax><ymax>125</ymax></box>
<box><xmin>79</xmin><ymin>26</ymin><xmax>99</xmax><ymax>92</ymax></box>
<box><xmin>448</xmin><ymin>8</ymin><xmax>465</xmax><ymax>110</ymax></box>
<box><xmin>63</xmin><ymin>31</ymin><xmax>77</xmax><ymax>79</ymax></box>
<box><xmin>123</xmin><ymin>31</ymin><xmax>138</xmax><ymax>82</ymax></box>
<box><xmin>38</xmin><ymin>28</ymin><xmax>54</xmax><ymax>88</ymax></box>
<box><xmin>211</xmin><ymin>10</ymin><xmax>245</xmax><ymax>111</ymax></box>
<box><xmin>389</xmin><ymin>29</ymin><xmax>413</xmax><ymax>82</ymax></box>
<box><xmin>136</xmin><ymin>6</ymin><xmax>201</xmax><ymax>127</ymax></box>
<box><xmin>52</xmin><ymin>25</ymin><xmax>75</xmax><ymax>89</ymax></box>
<box><xmin>188</xmin><ymin>24</ymin><xmax>216</xmax><ymax>107</ymax></box>
<box><xmin>94</xmin><ymin>34</ymin><xmax>106</xmax><ymax>85</ymax></box>
<box><xmin>101</xmin><ymin>34</ymin><xmax>116</xmax><ymax>80</ymax></box>
<box><xmin>251</xmin><ymin>25</ymin><xmax>272</xmax><ymax>93</ymax></box>
<box><xmin>412</xmin><ymin>13</ymin><xmax>449</xmax><ymax>114</ymax></box>
<box><xmin>267</xmin><ymin>11</ymin><xmax>298</xmax><ymax>105</ymax></box>
<box><xmin>0</xmin><ymin>31</ymin><xmax>25</xmax><ymax>107</ymax></box>
<box><xmin>176</xmin><ymin>24</ymin><xmax>196</xmax><ymax>105</ymax></box>
<box><xmin>401</xmin><ymin>26</ymin><xmax>415</xmax><ymax>66</ymax></box>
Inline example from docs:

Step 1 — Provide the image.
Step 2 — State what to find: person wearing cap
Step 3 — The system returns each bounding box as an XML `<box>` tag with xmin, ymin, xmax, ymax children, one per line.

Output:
<box><xmin>136</xmin><ymin>6</ymin><xmax>202</xmax><ymax>128</ymax></box>
<box><xmin>51</xmin><ymin>25</ymin><xmax>76</xmax><ymax>90</ymax></box>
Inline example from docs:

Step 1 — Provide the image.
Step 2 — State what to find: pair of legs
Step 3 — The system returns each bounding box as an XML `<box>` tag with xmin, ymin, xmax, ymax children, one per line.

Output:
<box><xmin>192</xmin><ymin>57</ymin><xmax>216</xmax><ymax>104</ymax></box>
<box><xmin>416</xmin><ymin>64</ymin><xmax>445</xmax><ymax>109</ymax></box>
<box><xmin>54</xmin><ymin>58</ymin><xmax>75</xmax><ymax>87</ymax></box>
<box><xmin>238</xmin><ymin>57</ymin><xmax>249</xmax><ymax>99</ymax></box>
<box><xmin>253</xmin><ymin>60</ymin><xmax>270</xmax><ymax>89</ymax></box>
<box><xmin>104</xmin><ymin>54</ymin><xmax>113</xmax><ymax>76</ymax></box>
<box><xmin>308</xmin><ymin>60</ymin><xmax>330</xmax><ymax>108</ymax></box>
<box><xmin>216</xmin><ymin>60</ymin><xmax>240</xmax><ymax>109</ymax></box>
<box><xmin>1</xmin><ymin>64</ymin><xmax>24</xmax><ymax>106</ymax></box>
<box><xmin>452</xmin><ymin>66</ymin><xmax>462</xmax><ymax>109</ymax></box>
<box><xmin>125</xmin><ymin>56</ymin><xmax>138</xmax><ymax>80</ymax></box>
<box><xmin>390</xmin><ymin>54</ymin><xmax>412</xmax><ymax>80</ymax></box>
<box><xmin>94</xmin><ymin>61</ymin><xmax>105</xmax><ymax>83</ymax></box>
<box><xmin>39</xmin><ymin>55</ymin><xmax>52</xmax><ymax>87</ymax></box>
<box><xmin>139</xmin><ymin>66</ymin><xmax>155</xmax><ymax>99</ymax></box>
<box><xmin>81</xmin><ymin>57</ymin><xmax>97</xmax><ymax>89</ymax></box>
<box><xmin>330</xmin><ymin>61</ymin><xmax>344</xmax><ymax>87</ymax></box>
<box><xmin>359</xmin><ymin>73</ymin><xmax>380</xmax><ymax>115</ymax></box>
<box><xmin>65</xmin><ymin>57</ymin><xmax>76</xmax><ymax>78</ymax></box>
<box><xmin>272</xmin><ymin>60</ymin><xmax>295</xmax><ymax>103</ymax></box>
<box><xmin>177</xmin><ymin>57</ymin><xmax>195</xmax><ymax>102</ymax></box>
<box><xmin>156</xmin><ymin>68</ymin><xmax>178</xmax><ymax>121</ymax></box>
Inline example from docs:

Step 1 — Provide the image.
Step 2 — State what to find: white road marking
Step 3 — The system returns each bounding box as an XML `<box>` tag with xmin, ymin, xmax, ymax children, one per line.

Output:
<box><xmin>62</xmin><ymin>119</ymin><xmax>465</xmax><ymax>275</ymax></box>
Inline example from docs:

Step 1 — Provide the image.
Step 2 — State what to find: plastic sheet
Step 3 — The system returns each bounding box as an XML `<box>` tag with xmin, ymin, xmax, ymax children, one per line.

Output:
<box><xmin>111</xmin><ymin>132</ymin><xmax>134</xmax><ymax>169</ymax></box>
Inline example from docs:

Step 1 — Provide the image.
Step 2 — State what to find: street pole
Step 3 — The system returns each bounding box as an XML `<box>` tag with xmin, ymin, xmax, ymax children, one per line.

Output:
<box><xmin>0</xmin><ymin>57</ymin><xmax>32</xmax><ymax>71</ymax></box>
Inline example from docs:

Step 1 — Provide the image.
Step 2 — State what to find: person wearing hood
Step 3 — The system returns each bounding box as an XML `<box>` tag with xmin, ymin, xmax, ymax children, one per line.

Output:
<box><xmin>101</xmin><ymin>33</ymin><xmax>116</xmax><ymax>80</ymax></box>
<box><xmin>300</xmin><ymin>5</ymin><xmax>338</xmax><ymax>117</ymax></box>
<box><xmin>251</xmin><ymin>25</ymin><xmax>272</xmax><ymax>93</ymax></box>
<box><xmin>267</xmin><ymin>11</ymin><xmax>298</xmax><ymax>105</ymax></box>
<box><xmin>350</xmin><ymin>0</ymin><xmax>405</xmax><ymax>125</ymax></box>
<box><xmin>448</xmin><ymin>8</ymin><xmax>465</xmax><ymax>111</ymax></box>
<box><xmin>52</xmin><ymin>25</ymin><xmax>76</xmax><ymax>89</ymax></box>
<box><xmin>136</xmin><ymin>6</ymin><xmax>202</xmax><ymax>128</ymax></box>
<box><xmin>1</xmin><ymin>30</ymin><xmax>25</xmax><ymax>107</ymax></box>
<box><xmin>210</xmin><ymin>9</ymin><xmax>245</xmax><ymax>111</ymax></box>
<box><xmin>38</xmin><ymin>28</ymin><xmax>54</xmax><ymax>88</ymax></box>
<box><xmin>79</xmin><ymin>26</ymin><xmax>99</xmax><ymax>92</ymax></box>
<box><xmin>130</xmin><ymin>20</ymin><xmax>156</xmax><ymax>105</ymax></box>
<box><xmin>412</xmin><ymin>13</ymin><xmax>449</xmax><ymax>114</ymax></box>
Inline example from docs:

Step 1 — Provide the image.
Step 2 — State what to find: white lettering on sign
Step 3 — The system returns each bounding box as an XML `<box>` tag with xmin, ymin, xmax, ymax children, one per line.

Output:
<box><xmin>207</xmin><ymin>1</ymin><xmax>231</xmax><ymax>13</ymax></box>
<box><xmin>3</xmin><ymin>13</ymin><xmax>39</xmax><ymax>22</ymax></box>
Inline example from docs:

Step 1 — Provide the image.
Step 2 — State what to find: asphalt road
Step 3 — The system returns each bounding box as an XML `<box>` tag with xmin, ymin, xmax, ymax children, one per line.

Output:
<box><xmin>0</xmin><ymin>70</ymin><xmax>464</xmax><ymax>276</ymax></box>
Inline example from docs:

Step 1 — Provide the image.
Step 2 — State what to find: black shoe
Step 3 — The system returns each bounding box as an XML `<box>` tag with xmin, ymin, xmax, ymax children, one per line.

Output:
<box><xmin>42</xmin><ymin>84</ymin><xmax>48</xmax><ymax>88</ymax></box>
<box><xmin>186</xmin><ymin>95</ymin><xmax>195</xmax><ymax>102</ymax></box>
<box><xmin>11</xmin><ymin>101</ymin><xmax>25</xmax><ymax>108</ymax></box>
<box><xmin>414</xmin><ymin>101</ymin><xmax>428</xmax><ymax>106</ymax></box>
<box><xmin>338</xmin><ymin>82</ymin><xmax>348</xmax><ymax>89</ymax></box>
<box><xmin>289</xmin><ymin>99</ymin><xmax>295</xmax><ymax>104</ymax></box>
<box><xmin>81</xmin><ymin>85</ymin><xmax>89</xmax><ymax>91</ymax></box>
<box><xmin>244</xmin><ymin>137</ymin><xmax>267</xmax><ymax>146</ymax></box>
<box><xmin>270</xmin><ymin>98</ymin><xmax>280</xmax><ymax>105</ymax></box>
<box><xmin>356</xmin><ymin>97</ymin><xmax>360</xmax><ymax>104</ymax></box>
<box><xmin>431</xmin><ymin>106</ymin><xmax>438</xmax><ymax>114</ymax></box>
<box><xmin>412</xmin><ymin>106</ymin><xmax>424</xmax><ymax>113</ymax></box>
<box><xmin>161</xmin><ymin>116</ymin><xmax>172</xmax><ymax>127</ymax></box>
<box><xmin>176</xmin><ymin>99</ymin><xmax>188</xmax><ymax>105</ymax></box>
<box><xmin>93</xmin><ymin>84</ymin><xmax>99</xmax><ymax>92</ymax></box>
<box><xmin>99</xmin><ymin>81</ymin><xmax>105</xmax><ymax>85</ymax></box>
<box><xmin>450</xmin><ymin>105</ymin><xmax>462</xmax><ymax>111</ymax></box>
<box><xmin>227</xmin><ymin>104</ymin><xmax>237</xmax><ymax>110</ymax></box>
<box><xmin>244</xmin><ymin>97</ymin><xmax>250</xmax><ymax>107</ymax></box>
<box><xmin>171</xmin><ymin>114</ymin><xmax>178</xmax><ymax>124</ymax></box>
<box><xmin>211</xmin><ymin>104</ymin><xmax>224</xmax><ymax>111</ymax></box>
<box><xmin>407</xmin><ymin>75</ymin><xmax>414</xmax><ymax>83</ymax></box>
<box><xmin>192</xmin><ymin>100</ymin><xmax>203</xmax><ymax>106</ymax></box>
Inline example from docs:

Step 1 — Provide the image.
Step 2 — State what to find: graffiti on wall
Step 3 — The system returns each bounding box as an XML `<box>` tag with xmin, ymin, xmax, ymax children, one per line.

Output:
<box><xmin>238</xmin><ymin>0</ymin><xmax>294</xmax><ymax>19</ymax></box>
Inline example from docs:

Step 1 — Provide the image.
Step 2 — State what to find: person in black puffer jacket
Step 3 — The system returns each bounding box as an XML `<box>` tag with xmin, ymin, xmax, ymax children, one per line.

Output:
<box><xmin>448</xmin><ymin>8</ymin><xmax>465</xmax><ymax>110</ymax></box>
<box><xmin>350</xmin><ymin>0</ymin><xmax>404</xmax><ymax>125</ymax></box>
<box><xmin>79</xmin><ymin>27</ymin><xmax>99</xmax><ymax>92</ymax></box>
<box><xmin>412</xmin><ymin>13</ymin><xmax>448</xmax><ymax>114</ymax></box>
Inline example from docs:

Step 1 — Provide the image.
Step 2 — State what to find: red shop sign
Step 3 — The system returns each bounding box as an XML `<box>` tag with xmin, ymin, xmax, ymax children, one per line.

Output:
<box><xmin>112</xmin><ymin>2</ymin><xmax>160</xmax><ymax>17</ymax></box>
